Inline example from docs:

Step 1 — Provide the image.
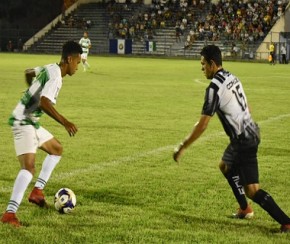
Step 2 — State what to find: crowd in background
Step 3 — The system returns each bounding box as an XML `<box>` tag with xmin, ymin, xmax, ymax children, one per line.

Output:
<box><xmin>185</xmin><ymin>0</ymin><xmax>289</xmax><ymax>49</ymax></box>
<box><xmin>106</xmin><ymin>0</ymin><xmax>288</xmax><ymax>48</ymax></box>
<box><xmin>107</xmin><ymin>0</ymin><xmax>210</xmax><ymax>41</ymax></box>
<box><xmin>4</xmin><ymin>0</ymin><xmax>289</xmax><ymax>54</ymax></box>
<box><xmin>207</xmin><ymin>0</ymin><xmax>288</xmax><ymax>42</ymax></box>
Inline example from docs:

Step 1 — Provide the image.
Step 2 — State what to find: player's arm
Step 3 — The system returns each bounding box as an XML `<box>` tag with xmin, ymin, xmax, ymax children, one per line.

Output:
<box><xmin>39</xmin><ymin>96</ymin><xmax>78</xmax><ymax>137</ymax></box>
<box><xmin>25</xmin><ymin>68</ymin><xmax>36</xmax><ymax>86</ymax></box>
<box><xmin>173</xmin><ymin>114</ymin><xmax>212</xmax><ymax>162</ymax></box>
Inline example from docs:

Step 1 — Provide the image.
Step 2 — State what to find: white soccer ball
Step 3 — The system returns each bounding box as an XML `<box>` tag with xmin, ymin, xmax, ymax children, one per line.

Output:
<box><xmin>54</xmin><ymin>188</ymin><xmax>76</xmax><ymax>214</ymax></box>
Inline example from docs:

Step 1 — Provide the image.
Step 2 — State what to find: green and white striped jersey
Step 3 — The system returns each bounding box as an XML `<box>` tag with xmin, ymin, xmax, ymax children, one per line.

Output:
<box><xmin>9</xmin><ymin>63</ymin><xmax>62</xmax><ymax>128</ymax></box>
<box><xmin>79</xmin><ymin>37</ymin><xmax>91</xmax><ymax>54</ymax></box>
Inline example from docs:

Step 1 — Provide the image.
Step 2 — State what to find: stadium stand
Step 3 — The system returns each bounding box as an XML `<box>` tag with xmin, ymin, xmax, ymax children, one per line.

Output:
<box><xmin>29</xmin><ymin>3</ymin><xmax>110</xmax><ymax>54</ymax></box>
<box><xmin>26</xmin><ymin>0</ymin><xmax>289</xmax><ymax>59</ymax></box>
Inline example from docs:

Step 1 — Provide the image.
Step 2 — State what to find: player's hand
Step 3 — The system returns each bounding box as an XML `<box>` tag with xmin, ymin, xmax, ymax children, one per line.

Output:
<box><xmin>63</xmin><ymin>120</ymin><xmax>78</xmax><ymax>137</ymax></box>
<box><xmin>173</xmin><ymin>143</ymin><xmax>185</xmax><ymax>163</ymax></box>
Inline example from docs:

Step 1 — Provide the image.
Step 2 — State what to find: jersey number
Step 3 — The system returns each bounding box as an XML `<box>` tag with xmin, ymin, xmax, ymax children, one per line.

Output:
<box><xmin>232</xmin><ymin>85</ymin><xmax>247</xmax><ymax>111</ymax></box>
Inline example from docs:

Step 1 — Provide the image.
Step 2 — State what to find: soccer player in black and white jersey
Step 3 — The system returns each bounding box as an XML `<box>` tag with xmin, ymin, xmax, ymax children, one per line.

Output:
<box><xmin>173</xmin><ymin>45</ymin><xmax>290</xmax><ymax>232</ymax></box>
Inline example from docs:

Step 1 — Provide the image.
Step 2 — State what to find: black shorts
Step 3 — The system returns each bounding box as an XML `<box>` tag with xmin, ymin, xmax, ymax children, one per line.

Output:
<box><xmin>222</xmin><ymin>138</ymin><xmax>259</xmax><ymax>185</ymax></box>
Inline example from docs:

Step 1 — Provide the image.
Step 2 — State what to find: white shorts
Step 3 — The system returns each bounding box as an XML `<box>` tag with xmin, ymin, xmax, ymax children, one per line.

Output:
<box><xmin>12</xmin><ymin>125</ymin><xmax>54</xmax><ymax>156</ymax></box>
<box><xmin>81</xmin><ymin>53</ymin><xmax>88</xmax><ymax>60</ymax></box>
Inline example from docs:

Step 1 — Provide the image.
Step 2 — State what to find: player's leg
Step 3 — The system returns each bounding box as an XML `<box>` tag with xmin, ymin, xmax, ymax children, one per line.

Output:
<box><xmin>82</xmin><ymin>58</ymin><xmax>86</xmax><ymax>71</ymax></box>
<box><xmin>82</xmin><ymin>53</ymin><xmax>90</xmax><ymax>71</ymax></box>
<box><xmin>28</xmin><ymin>127</ymin><xmax>62</xmax><ymax>207</ymax></box>
<box><xmin>238</xmin><ymin>140</ymin><xmax>290</xmax><ymax>232</ymax></box>
<box><xmin>219</xmin><ymin>161</ymin><xmax>252</xmax><ymax>218</ymax></box>
<box><xmin>219</xmin><ymin>143</ymin><xmax>253</xmax><ymax>218</ymax></box>
<box><xmin>81</xmin><ymin>52</ymin><xmax>86</xmax><ymax>71</ymax></box>
<box><xmin>245</xmin><ymin>183</ymin><xmax>290</xmax><ymax>232</ymax></box>
<box><xmin>37</xmin><ymin>137</ymin><xmax>62</xmax><ymax>190</ymax></box>
<box><xmin>1</xmin><ymin>126</ymin><xmax>38</xmax><ymax>227</ymax></box>
<box><xmin>283</xmin><ymin>54</ymin><xmax>286</xmax><ymax>64</ymax></box>
<box><xmin>85</xmin><ymin>56</ymin><xmax>90</xmax><ymax>69</ymax></box>
<box><xmin>83</xmin><ymin>58</ymin><xmax>90</xmax><ymax>70</ymax></box>
<box><xmin>81</xmin><ymin>53</ymin><xmax>89</xmax><ymax>71</ymax></box>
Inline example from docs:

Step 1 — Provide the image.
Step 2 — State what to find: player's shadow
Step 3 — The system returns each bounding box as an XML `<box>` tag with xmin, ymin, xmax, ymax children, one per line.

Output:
<box><xmin>84</xmin><ymin>189</ymin><xmax>143</xmax><ymax>207</ymax></box>
<box><xmin>166</xmin><ymin>210</ymin><xmax>280</xmax><ymax>233</ymax></box>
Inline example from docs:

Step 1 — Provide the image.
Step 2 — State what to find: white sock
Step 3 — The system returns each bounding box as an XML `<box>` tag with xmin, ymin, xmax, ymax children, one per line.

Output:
<box><xmin>35</xmin><ymin>155</ymin><xmax>61</xmax><ymax>190</ymax></box>
<box><xmin>82</xmin><ymin>62</ymin><xmax>86</xmax><ymax>70</ymax></box>
<box><xmin>6</xmin><ymin>169</ymin><xmax>33</xmax><ymax>213</ymax></box>
<box><xmin>85</xmin><ymin>61</ymin><xmax>90</xmax><ymax>68</ymax></box>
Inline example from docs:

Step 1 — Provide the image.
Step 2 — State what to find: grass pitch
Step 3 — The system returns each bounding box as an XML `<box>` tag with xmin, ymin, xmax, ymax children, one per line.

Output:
<box><xmin>0</xmin><ymin>53</ymin><xmax>290</xmax><ymax>243</ymax></box>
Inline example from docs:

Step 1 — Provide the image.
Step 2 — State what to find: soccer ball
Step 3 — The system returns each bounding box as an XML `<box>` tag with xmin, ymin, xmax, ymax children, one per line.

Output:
<box><xmin>54</xmin><ymin>188</ymin><xmax>76</xmax><ymax>214</ymax></box>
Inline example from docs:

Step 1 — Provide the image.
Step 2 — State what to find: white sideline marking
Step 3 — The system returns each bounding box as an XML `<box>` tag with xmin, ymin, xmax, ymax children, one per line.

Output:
<box><xmin>259</xmin><ymin>114</ymin><xmax>290</xmax><ymax>124</ymax></box>
<box><xmin>53</xmin><ymin>113</ymin><xmax>290</xmax><ymax>180</ymax></box>
<box><xmin>1</xmin><ymin>114</ymin><xmax>289</xmax><ymax>191</ymax></box>
<box><xmin>194</xmin><ymin>79</ymin><xmax>207</xmax><ymax>86</ymax></box>
<box><xmin>194</xmin><ymin>76</ymin><xmax>289</xmax><ymax>85</ymax></box>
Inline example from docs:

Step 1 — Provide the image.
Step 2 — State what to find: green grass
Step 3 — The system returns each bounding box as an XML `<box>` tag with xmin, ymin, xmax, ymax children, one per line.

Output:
<box><xmin>0</xmin><ymin>53</ymin><xmax>290</xmax><ymax>243</ymax></box>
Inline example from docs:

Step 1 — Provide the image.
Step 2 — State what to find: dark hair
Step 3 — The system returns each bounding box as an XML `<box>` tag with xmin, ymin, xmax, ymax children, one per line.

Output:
<box><xmin>200</xmin><ymin>45</ymin><xmax>222</xmax><ymax>66</ymax></box>
<box><xmin>61</xmin><ymin>41</ymin><xmax>83</xmax><ymax>61</ymax></box>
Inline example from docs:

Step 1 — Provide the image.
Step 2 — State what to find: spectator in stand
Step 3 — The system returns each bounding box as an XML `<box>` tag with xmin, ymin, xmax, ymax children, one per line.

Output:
<box><xmin>129</xmin><ymin>25</ymin><xmax>135</xmax><ymax>40</ymax></box>
<box><xmin>281</xmin><ymin>43</ymin><xmax>287</xmax><ymax>64</ymax></box>
<box><xmin>7</xmin><ymin>40</ymin><xmax>13</xmax><ymax>52</ymax></box>
<box><xmin>175</xmin><ymin>22</ymin><xmax>182</xmax><ymax>42</ymax></box>
<box><xmin>184</xmin><ymin>33</ymin><xmax>192</xmax><ymax>49</ymax></box>
<box><xmin>106</xmin><ymin>0</ymin><xmax>286</xmax><ymax>51</ymax></box>
<box><xmin>231</xmin><ymin>43</ymin><xmax>239</xmax><ymax>57</ymax></box>
<box><xmin>67</xmin><ymin>15</ymin><xmax>74</xmax><ymax>27</ymax></box>
<box><xmin>86</xmin><ymin>19</ymin><xmax>92</xmax><ymax>29</ymax></box>
<box><xmin>209</xmin><ymin>0</ymin><xmax>287</xmax><ymax>43</ymax></box>
<box><xmin>17</xmin><ymin>38</ymin><xmax>23</xmax><ymax>52</ymax></box>
<box><xmin>182</xmin><ymin>16</ymin><xmax>187</xmax><ymax>27</ymax></box>
<box><xmin>180</xmin><ymin>22</ymin><xmax>185</xmax><ymax>36</ymax></box>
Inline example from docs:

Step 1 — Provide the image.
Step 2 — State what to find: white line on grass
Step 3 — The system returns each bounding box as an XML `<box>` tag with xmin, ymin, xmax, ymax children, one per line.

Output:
<box><xmin>194</xmin><ymin>76</ymin><xmax>289</xmax><ymax>85</ymax></box>
<box><xmin>239</xmin><ymin>76</ymin><xmax>289</xmax><ymax>79</ymax></box>
<box><xmin>194</xmin><ymin>79</ymin><xmax>207</xmax><ymax>86</ymax></box>
<box><xmin>1</xmin><ymin>113</ymin><xmax>289</xmax><ymax>192</ymax></box>
<box><xmin>53</xmin><ymin>113</ymin><xmax>290</xmax><ymax>180</ymax></box>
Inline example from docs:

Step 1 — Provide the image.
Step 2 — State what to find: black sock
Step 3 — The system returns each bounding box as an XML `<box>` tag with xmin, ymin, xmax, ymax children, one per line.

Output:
<box><xmin>253</xmin><ymin>189</ymin><xmax>290</xmax><ymax>225</ymax></box>
<box><xmin>224</xmin><ymin>170</ymin><xmax>248</xmax><ymax>210</ymax></box>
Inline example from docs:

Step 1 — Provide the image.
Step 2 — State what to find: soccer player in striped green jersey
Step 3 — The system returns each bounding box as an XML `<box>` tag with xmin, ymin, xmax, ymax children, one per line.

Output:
<box><xmin>79</xmin><ymin>31</ymin><xmax>91</xmax><ymax>72</ymax></box>
<box><xmin>1</xmin><ymin>41</ymin><xmax>82</xmax><ymax>227</ymax></box>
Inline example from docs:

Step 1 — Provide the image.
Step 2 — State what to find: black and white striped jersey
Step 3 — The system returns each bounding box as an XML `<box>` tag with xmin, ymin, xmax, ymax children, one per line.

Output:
<box><xmin>202</xmin><ymin>69</ymin><xmax>258</xmax><ymax>140</ymax></box>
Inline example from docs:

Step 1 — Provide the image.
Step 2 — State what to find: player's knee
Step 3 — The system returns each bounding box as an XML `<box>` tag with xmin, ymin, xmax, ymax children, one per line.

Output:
<box><xmin>219</xmin><ymin>161</ymin><xmax>227</xmax><ymax>174</ymax></box>
<box><xmin>24</xmin><ymin>163</ymin><xmax>36</xmax><ymax>175</ymax></box>
<box><xmin>244</xmin><ymin>184</ymin><xmax>260</xmax><ymax>199</ymax></box>
<box><xmin>18</xmin><ymin>154</ymin><xmax>36</xmax><ymax>175</ymax></box>
<box><xmin>53</xmin><ymin>142</ymin><xmax>63</xmax><ymax>156</ymax></box>
<box><xmin>47</xmin><ymin>140</ymin><xmax>63</xmax><ymax>156</ymax></box>
<box><xmin>245</xmin><ymin>190</ymin><xmax>256</xmax><ymax>200</ymax></box>
<box><xmin>43</xmin><ymin>139</ymin><xmax>63</xmax><ymax>156</ymax></box>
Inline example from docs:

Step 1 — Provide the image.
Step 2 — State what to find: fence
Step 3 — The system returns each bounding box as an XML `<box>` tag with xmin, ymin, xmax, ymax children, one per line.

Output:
<box><xmin>256</xmin><ymin>32</ymin><xmax>290</xmax><ymax>62</ymax></box>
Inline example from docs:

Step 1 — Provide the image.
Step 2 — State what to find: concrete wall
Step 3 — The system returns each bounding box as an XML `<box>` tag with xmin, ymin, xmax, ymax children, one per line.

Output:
<box><xmin>143</xmin><ymin>0</ymin><xmax>152</xmax><ymax>4</ymax></box>
<box><xmin>285</xmin><ymin>4</ymin><xmax>290</xmax><ymax>32</ymax></box>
